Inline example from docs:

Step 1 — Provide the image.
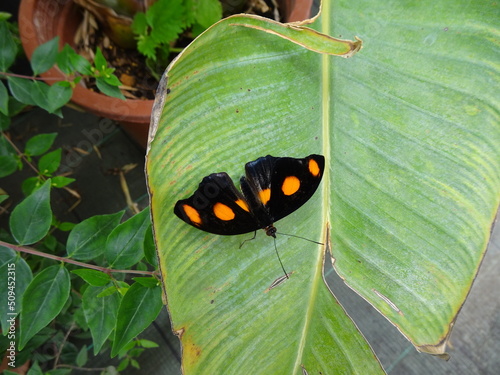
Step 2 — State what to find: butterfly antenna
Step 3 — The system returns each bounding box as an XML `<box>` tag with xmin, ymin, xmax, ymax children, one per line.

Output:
<box><xmin>273</xmin><ymin>237</ymin><xmax>289</xmax><ymax>279</ymax></box>
<box><xmin>276</xmin><ymin>232</ymin><xmax>324</xmax><ymax>246</ymax></box>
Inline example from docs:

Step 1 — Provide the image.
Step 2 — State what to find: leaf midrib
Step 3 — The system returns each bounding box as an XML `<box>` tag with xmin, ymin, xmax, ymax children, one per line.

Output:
<box><xmin>292</xmin><ymin>3</ymin><xmax>333</xmax><ymax>372</ymax></box>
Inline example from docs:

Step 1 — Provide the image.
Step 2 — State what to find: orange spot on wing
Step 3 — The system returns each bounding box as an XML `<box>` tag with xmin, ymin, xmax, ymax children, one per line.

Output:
<box><xmin>259</xmin><ymin>188</ymin><xmax>271</xmax><ymax>205</ymax></box>
<box><xmin>183</xmin><ymin>204</ymin><xmax>202</xmax><ymax>225</ymax></box>
<box><xmin>213</xmin><ymin>202</ymin><xmax>235</xmax><ymax>221</ymax></box>
<box><xmin>235</xmin><ymin>199</ymin><xmax>250</xmax><ymax>212</ymax></box>
<box><xmin>308</xmin><ymin>158</ymin><xmax>321</xmax><ymax>177</ymax></box>
<box><xmin>282</xmin><ymin>176</ymin><xmax>300</xmax><ymax>196</ymax></box>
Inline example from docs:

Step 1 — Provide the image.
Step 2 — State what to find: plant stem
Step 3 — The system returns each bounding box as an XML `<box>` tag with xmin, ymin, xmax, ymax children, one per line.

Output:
<box><xmin>54</xmin><ymin>322</ymin><xmax>75</xmax><ymax>368</ymax></box>
<box><xmin>0</xmin><ymin>240</ymin><xmax>157</xmax><ymax>276</ymax></box>
<box><xmin>1</xmin><ymin>131</ymin><xmax>41</xmax><ymax>176</ymax></box>
<box><xmin>0</xmin><ymin>71</ymin><xmax>64</xmax><ymax>81</ymax></box>
<box><xmin>55</xmin><ymin>364</ymin><xmax>107</xmax><ymax>371</ymax></box>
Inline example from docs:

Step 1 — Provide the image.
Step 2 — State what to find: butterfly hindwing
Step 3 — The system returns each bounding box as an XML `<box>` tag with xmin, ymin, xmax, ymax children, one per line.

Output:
<box><xmin>243</xmin><ymin>155</ymin><xmax>279</xmax><ymax>193</ymax></box>
<box><xmin>174</xmin><ymin>172</ymin><xmax>260</xmax><ymax>235</ymax></box>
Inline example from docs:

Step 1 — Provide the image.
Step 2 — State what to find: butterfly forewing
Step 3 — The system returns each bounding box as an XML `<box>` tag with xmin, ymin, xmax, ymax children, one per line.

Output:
<box><xmin>267</xmin><ymin>155</ymin><xmax>325</xmax><ymax>222</ymax></box>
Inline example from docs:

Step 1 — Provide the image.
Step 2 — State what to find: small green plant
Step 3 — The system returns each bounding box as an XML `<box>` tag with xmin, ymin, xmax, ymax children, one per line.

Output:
<box><xmin>132</xmin><ymin>0</ymin><xmax>222</xmax><ymax>68</ymax></box>
<box><xmin>0</xmin><ymin>14</ymin><xmax>163</xmax><ymax>373</ymax></box>
<box><xmin>0</xmin><ymin>15</ymin><xmax>125</xmax><ymax>131</ymax></box>
<box><xmin>76</xmin><ymin>0</ymin><xmax>223</xmax><ymax>81</ymax></box>
<box><xmin>0</xmin><ymin>131</ymin><xmax>162</xmax><ymax>372</ymax></box>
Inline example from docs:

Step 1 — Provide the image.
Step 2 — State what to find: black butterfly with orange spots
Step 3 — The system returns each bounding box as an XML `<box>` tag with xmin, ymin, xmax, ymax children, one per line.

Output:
<box><xmin>174</xmin><ymin>154</ymin><xmax>325</xmax><ymax>238</ymax></box>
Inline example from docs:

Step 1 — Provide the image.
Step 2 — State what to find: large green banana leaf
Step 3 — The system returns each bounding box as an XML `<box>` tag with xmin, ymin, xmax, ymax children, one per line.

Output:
<box><xmin>146</xmin><ymin>0</ymin><xmax>499</xmax><ymax>373</ymax></box>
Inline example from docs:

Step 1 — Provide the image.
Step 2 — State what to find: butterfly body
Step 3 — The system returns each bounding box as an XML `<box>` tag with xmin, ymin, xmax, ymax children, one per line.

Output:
<box><xmin>174</xmin><ymin>154</ymin><xmax>325</xmax><ymax>237</ymax></box>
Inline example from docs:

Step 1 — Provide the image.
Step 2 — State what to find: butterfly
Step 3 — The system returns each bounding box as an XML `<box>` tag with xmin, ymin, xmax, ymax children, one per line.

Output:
<box><xmin>174</xmin><ymin>154</ymin><xmax>325</xmax><ymax>239</ymax></box>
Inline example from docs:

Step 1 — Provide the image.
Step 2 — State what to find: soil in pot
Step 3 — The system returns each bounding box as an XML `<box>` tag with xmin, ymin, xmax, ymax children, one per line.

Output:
<box><xmin>74</xmin><ymin>0</ymin><xmax>284</xmax><ymax>101</ymax></box>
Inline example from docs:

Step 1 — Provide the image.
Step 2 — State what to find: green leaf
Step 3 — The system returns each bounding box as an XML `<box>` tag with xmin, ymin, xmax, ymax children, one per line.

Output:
<box><xmin>56</xmin><ymin>44</ymin><xmax>74</xmax><ymax>75</ymax></box>
<box><xmin>30</xmin><ymin>36</ymin><xmax>59</xmax><ymax>75</ymax></box>
<box><xmin>97</xmin><ymin>284</ymin><xmax>122</xmax><ymax>298</ymax></box>
<box><xmin>9</xmin><ymin>179</ymin><xmax>52</xmax><ymax>245</ymax></box>
<box><xmin>66</xmin><ymin>211</ymin><xmax>124</xmax><ymax>260</ymax></box>
<box><xmin>143</xmin><ymin>224</ymin><xmax>158</xmax><ymax>268</ymax></box>
<box><xmin>146</xmin><ymin>12</ymin><xmax>378</xmax><ymax>375</ymax></box>
<box><xmin>45</xmin><ymin>368</ymin><xmax>72</xmax><ymax>375</ymax></box>
<box><xmin>135</xmin><ymin>34</ymin><xmax>157</xmax><ymax>60</ymax></box>
<box><xmin>0</xmin><ymin>12</ymin><xmax>12</xmax><ymax>21</ymax></box>
<box><xmin>0</xmin><ymin>244</ymin><xmax>15</xmax><ymax>268</ymax></box>
<box><xmin>0</xmin><ymin>93</ymin><xmax>24</xmax><ymax>129</ymax></box>
<box><xmin>7</xmin><ymin>96</ymin><xmax>26</xmax><ymax>118</ymax></box>
<box><xmin>21</xmin><ymin>176</ymin><xmax>42</xmax><ymax>196</ymax></box>
<box><xmin>73</xmin><ymin>304</ymin><xmax>89</xmax><ymax>331</ymax></box>
<box><xmin>24</xmin><ymin>133</ymin><xmax>57</xmax><ymax>156</ymax></box>
<box><xmin>19</xmin><ymin>264</ymin><xmax>70</xmax><ymax>349</ymax></box>
<box><xmin>0</xmin><ymin>155</ymin><xmax>18</xmax><ymax>178</ymax></box>
<box><xmin>51</xmin><ymin>176</ymin><xmax>75</xmax><ymax>188</ymax></box>
<box><xmin>0</xmin><ymin>194</ymin><xmax>8</xmax><ymax>204</ymax></box>
<box><xmin>0</xmin><ymin>248</ymin><xmax>33</xmax><ymax>333</ymax></box>
<box><xmin>38</xmin><ymin>148</ymin><xmax>61</xmax><ymax>175</ymax></box>
<box><xmin>0</xmin><ymin>12</ymin><xmax>12</xmax><ymax>22</ymax></box>
<box><xmin>0</xmin><ymin>80</ymin><xmax>8</xmax><ymax>115</ymax></box>
<box><xmin>105</xmin><ymin>208</ymin><xmax>150</xmax><ymax>269</ymax></box>
<box><xmin>135</xmin><ymin>261</ymin><xmax>148</xmax><ymax>271</ymax></box>
<box><xmin>111</xmin><ymin>283</ymin><xmax>162</xmax><ymax>356</ymax></box>
<box><xmin>7</xmin><ymin>76</ymin><xmax>36</xmax><ymax>106</ymax></box>
<box><xmin>93</xmin><ymin>47</ymin><xmax>107</xmax><ymax>72</ymax></box>
<box><xmin>146</xmin><ymin>0</ymin><xmax>499</xmax><ymax>371</ymax></box>
<box><xmin>31</xmin><ymin>80</ymin><xmax>63</xmax><ymax>116</ymax></box>
<box><xmin>76</xmin><ymin>345</ymin><xmax>88</xmax><ymax>367</ymax></box>
<box><xmin>133</xmin><ymin>0</ymin><xmax>186</xmax><ymax>59</ymax></box>
<box><xmin>30</xmin><ymin>80</ymin><xmax>50</xmax><ymax>109</ymax></box>
<box><xmin>48</xmin><ymin>83</ymin><xmax>73</xmax><ymax>112</ymax></box>
<box><xmin>57</xmin><ymin>221</ymin><xmax>75</xmax><ymax>232</ymax></box>
<box><xmin>131</xmin><ymin>12</ymin><xmax>148</xmax><ymax>35</ymax></box>
<box><xmin>72</xmin><ymin>56</ymin><xmax>92</xmax><ymax>76</ymax></box>
<box><xmin>137</xmin><ymin>339</ymin><xmax>159</xmax><ymax>348</ymax></box>
<box><xmin>95</xmin><ymin>77</ymin><xmax>126</xmax><ymax>100</ymax></box>
<box><xmin>71</xmin><ymin>269</ymin><xmax>112</xmax><ymax>286</ymax></box>
<box><xmin>117</xmin><ymin>358</ymin><xmax>130</xmax><ymax>371</ymax></box>
<box><xmin>0</xmin><ymin>135</ymin><xmax>20</xmax><ymax>177</ymax></box>
<box><xmin>0</xmin><ymin>111</ymin><xmax>10</xmax><ymax>131</ymax></box>
<box><xmin>147</xmin><ymin>0</ymin><xmax>186</xmax><ymax>43</ymax></box>
<box><xmin>26</xmin><ymin>360</ymin><xmax>43</xmax><ymax>375</ymax></box>
<box><xmin>103</xmin><ymin>73</ymin><xmax>122</xmax><ymax>87</ymax></box>
<box><xmin>0</xmin><ymin>20</ymin><xmax>17</xmax><ymax>71</ymax></box>
<box><xmin>194</xmin><ymin>0</ymin><xmax>222</xmax><ymax>29</ymax></box>
<box><xmin>314</xmin><ymin>0</ymin><xmax>498</xmax><ymax>355</ymax></box>
<box><xmin>42</xmin><ymin>233</ymin><xmax>57</xmax><ymax>251</ymax></box>
<box><xmin>131</xmin><ymin>276</ymin><xmax>158</xmax><ymax>288</ymax></box>
<box><xmin>57</xmin><ymin>44</ymin><xmax>92</xmax><ymax>75</ymax></box>
<box><xmin>82</xmin><ymin>284</ymin><xmax>121</xmax><ymax>355</ymax></box>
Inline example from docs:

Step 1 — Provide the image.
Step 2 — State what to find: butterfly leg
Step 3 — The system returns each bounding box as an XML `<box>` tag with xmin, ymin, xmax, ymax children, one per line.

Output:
<box><xmin>272</xmin><ymin>236</ymin><xmax>289</xmax><ymax>279</ymax></box>
<box><xmin>239</xmin><ymin>231</ymin><xmax>257</xmax><ymax>249</ymax></box>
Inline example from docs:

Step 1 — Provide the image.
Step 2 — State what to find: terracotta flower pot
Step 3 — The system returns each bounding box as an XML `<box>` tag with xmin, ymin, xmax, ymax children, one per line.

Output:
<box><xmin>18</xmin><ymin>0</ymin><xmax>152</xmax><ymax>146</ymax></box>
<box><xmin>18</xmin><ymin>0</ymin><xmax>312</xmax><ymax>148</ymax></box>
